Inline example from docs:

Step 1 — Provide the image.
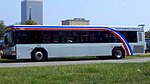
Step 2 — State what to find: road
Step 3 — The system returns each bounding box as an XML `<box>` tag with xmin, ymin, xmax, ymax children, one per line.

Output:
<box><xmin>0</xmin><ymin>57</ymin><xmax>150</xmax><ymax>68</ymax></box>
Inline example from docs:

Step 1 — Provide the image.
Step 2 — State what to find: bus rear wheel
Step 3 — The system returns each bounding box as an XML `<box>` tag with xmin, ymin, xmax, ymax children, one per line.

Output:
<box><xmin>112</xmin><ymin>47</ymin><xmax>125</xmax><ymax>59</ymax></box>
<box><xmin>32</xmin><ymin>50</ymin><xmax>46</xmax><ymax>61</ymax></box>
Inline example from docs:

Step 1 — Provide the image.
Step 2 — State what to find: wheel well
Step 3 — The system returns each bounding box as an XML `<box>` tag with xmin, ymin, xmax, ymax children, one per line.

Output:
<box><xmin>112</xmin><ymin>46</ymin><xmax>125</xmax><ymax>58</ymax></box>
<box><xmin>31</xmin><ymin>48</ymin><xmax>48</xmax><ymax>60</ymax></box>
<box><xmin>112</xmin><ymin>46</ymin><xmax>125</xmax><ymax>52</ymax></box>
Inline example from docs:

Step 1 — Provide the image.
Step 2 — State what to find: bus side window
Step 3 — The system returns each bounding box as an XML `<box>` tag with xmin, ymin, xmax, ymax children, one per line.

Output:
<box><xmin>32</xmin><ymin>35</ymin><xmax>43</xmax><ymax>43</ymax></box>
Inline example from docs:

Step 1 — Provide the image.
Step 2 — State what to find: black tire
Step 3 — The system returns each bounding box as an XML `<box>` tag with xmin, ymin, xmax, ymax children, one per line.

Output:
<box><xmin>32</xmin><ymin>50</ymin><xmax>46</xmax><ymax>62</ymax></box>
<box><xmin>112</xmin><ymin>48</ymin><xmax>125</xmax><ymax>59</ymax></box>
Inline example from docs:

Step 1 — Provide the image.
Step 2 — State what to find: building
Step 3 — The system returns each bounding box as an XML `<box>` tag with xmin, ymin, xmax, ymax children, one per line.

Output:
<box><xmin>62</xmin><ymin>18</ymin><xmax>90</xmax><ymax>25</ymax></box>
<box><xmin>21</xmin><ymin>0</ymin><xmax>43</xmax><ymax>25</ymax></box>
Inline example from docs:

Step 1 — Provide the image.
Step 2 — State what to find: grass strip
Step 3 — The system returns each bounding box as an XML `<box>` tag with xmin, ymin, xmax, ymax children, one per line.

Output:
<box><xmin>0</xmin><ymin>63</ymin><xmax>149</xmax><ymax>84</ymax></box>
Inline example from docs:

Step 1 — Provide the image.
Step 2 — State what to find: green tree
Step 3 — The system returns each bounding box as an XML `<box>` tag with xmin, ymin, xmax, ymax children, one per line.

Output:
<box><xmin>21</xmin><ymin>20</ymin><xmax>38</xmax><ymax>25</ymax></box>
<box><xmin>145</xmin><ymin>31</ymin><xmax>150</xmax><ymax>38</ymax></box>
<box><xmin>0</xmin><ymin>20</ymin><xmax>6</xmax><ymax>39</ymax></box>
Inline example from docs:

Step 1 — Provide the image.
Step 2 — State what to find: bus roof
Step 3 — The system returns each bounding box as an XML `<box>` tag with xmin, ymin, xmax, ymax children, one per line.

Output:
<box><xmin>8</xmin><ymin>25</ymin><xmax>144</xmax><ymax>31</ymax></box>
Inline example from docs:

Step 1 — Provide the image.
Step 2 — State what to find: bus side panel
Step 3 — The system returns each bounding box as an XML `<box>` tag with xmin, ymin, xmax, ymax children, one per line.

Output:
<box><xmin>15</xmin><ymin>43</ymin><xmax>131</xmax><ymax>59</ymax></box>
<box><xmin>46</xmin><ymin>44</ymin><xmax>88</xmax><ymax>57</ymax></box>
<box><xmin>88</xmin><ymin>44</ymin><xmax>112</xmax><ymax>56</ymax></box>
<box><xmin>130</xmin><ymin>43</ymin><xmax>145</xmax><ymax>55</ymax></box>
<box><xmin>16</xmin><ymin>44</ymin><xmax>32</xmax><ymax>59</ymax></box>
<box><xmin>45</xmin><ymin>43</ymin><xmax>115</xmax><ymax>58</ymax></box>
<box><xmin>72</xmin><ymin>43</ymin><xmax>112</xmax><ymax>56</ymax></box>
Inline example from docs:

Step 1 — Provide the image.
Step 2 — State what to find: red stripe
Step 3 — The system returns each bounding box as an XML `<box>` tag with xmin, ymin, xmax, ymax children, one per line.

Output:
<box><xmin>109</xmin><ymin>31</ymin><xmax>130</xmax><ymax>56</ymax></box>
<box><xmin>12</xmin><ymin>27</ymin><xmax>130</xmax><ymax>55</ymax></box>
<box><xmin>12</xmin><ymin>28</ymin><xmax>106</xmax><ymax>31</ymax></box>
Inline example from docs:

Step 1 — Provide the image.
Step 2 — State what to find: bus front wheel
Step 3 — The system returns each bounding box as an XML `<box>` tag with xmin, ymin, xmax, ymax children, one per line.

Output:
<box><xmin>31</xmin><ymin>50</ymin><xmax>46</xmax><ymax>61</ymax></box>
<box><xmin>112</xmin><ymin>47</ymin><xmax>125</xmax><ymax>59</ymax></box>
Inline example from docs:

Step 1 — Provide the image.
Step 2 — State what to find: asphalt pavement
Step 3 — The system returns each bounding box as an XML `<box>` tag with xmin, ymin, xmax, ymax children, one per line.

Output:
<box><xmin>0</xmin><ymin>57</ymin><xmax>150</xmax><ymax>68</ymax></box>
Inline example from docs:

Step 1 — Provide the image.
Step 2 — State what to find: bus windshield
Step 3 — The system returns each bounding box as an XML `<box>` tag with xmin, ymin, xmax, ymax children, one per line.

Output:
<box><xmin>4</xmin><ymin>31</ymin><xmax>14</xmax><ymax>46</ymax></box>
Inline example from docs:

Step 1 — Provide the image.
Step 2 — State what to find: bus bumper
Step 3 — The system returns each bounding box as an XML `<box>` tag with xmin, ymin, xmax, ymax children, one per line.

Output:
<box><xmin>1</xmin><ymin>55</ymin><xmax>16</xmax><ymax>59</ymax></box>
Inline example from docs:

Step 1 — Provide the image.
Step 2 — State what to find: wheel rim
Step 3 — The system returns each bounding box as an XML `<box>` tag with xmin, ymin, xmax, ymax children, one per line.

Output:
<box><xmin>35</xmin><ymin>51</ymin><xmax>44</xmax><ymax>61</ymax></box>
<box><xmin>115</xmin><ymin>50</ymin><xmax>122</xmax><ymax>58</ymax></box>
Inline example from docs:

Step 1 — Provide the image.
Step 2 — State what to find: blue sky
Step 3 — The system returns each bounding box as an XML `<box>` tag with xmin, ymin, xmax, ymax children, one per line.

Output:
<box><xmin>0</xmin><ymin>0</ymin><xmax>150</xmax><ymax>31</ymax></box>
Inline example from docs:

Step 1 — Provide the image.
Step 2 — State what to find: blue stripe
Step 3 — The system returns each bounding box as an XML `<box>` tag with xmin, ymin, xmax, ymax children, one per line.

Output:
<box><xmin>116</xmin><ymin>31</ymin><xmax>133</xmax><ymax>55</ymax></box>
<box><xmin>11</xmin><ymin>25</ymin><xmax>133</xmax><ymax>55</ymax></box>
<box><xmin>11</xmin><ymin>25</ymin><xmax>108</xmax><ymax>29</ymax></box>
<box><xmin>108</xmin><ymin>28</ymin><xmax>133</xmax><ymax>55</ymax></box>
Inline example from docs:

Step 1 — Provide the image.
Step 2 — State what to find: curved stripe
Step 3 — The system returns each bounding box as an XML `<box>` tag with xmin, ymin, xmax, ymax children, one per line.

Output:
<box><xmin>12</xmin><ymin>26</ymin><xmax>133</xmax><ymax>55</ymax></box>
<box><xmin>116</xmin><ymin>31</ymin><xmax>133</xmax><ymax>55</ymax></box>
<box><xmin>106</xmin><ymin>28</ymin><xmax>133</xmax><ymax>56</ymax></box>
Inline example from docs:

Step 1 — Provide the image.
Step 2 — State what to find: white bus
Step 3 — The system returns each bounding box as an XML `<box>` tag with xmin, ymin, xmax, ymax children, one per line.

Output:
<box><xmin>2</xmin><ymin>25</ymin><xmax>145</xmax><ymax>61</ymax></box>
